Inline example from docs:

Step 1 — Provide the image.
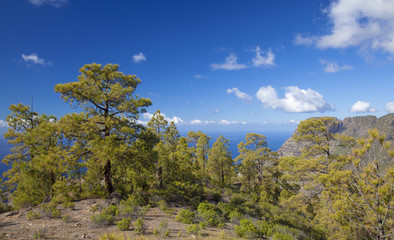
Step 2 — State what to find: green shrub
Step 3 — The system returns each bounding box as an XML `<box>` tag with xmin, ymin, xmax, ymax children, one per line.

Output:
<box><xmin>255</xmin><ymin>220</ymin><xmax>274</xmax><ymax>237</ymax></box>
<box><xmin>41</xmin><ymin>203</ymin><xmax>61</xmax><ymax>218</ymax></box>
<box><xmin>91</xmin><ymin>205</ymin><xmax>118</xmax><ymax>225</ymax></box>
<box><xmin>116</xmin><ymin>217</ymin><xmax>131</xmax><ymax>231</ymax></box>
<box><xmin>229</xmin><ymin>210</ymin><xmax>243</xmax><ymax>224</ymax></box>
<box><xmin>62</xmin><ymin>215</ymin><xmax>71</xmax><ymax>222</ymax></box>
<box><xmin>217</xmin><ymin>202</ymin><xmax>235</xmax><ymax>219</ymax></box>
<box><xmin>33</xmin><ymin>228</ymin><xmax>45</xmax><ymax>239</ymax></box>
<box><xmin>272</xmin><ymin>232</ymin><xmax>295</xmax><ymax>240</ymax></box>
<box><xmin>134</xmin><ymin>217</ymin><xmax>146</xmax><ymax>234</ymax></box>
<box><xmin>175</xmin><ymin>209</ymin><xmax>196</xmax><ymax>224</ymax></box>
<box><xmin>185</xmin><ymin>223</ymin><xmax>202</xmax><ymax>236</ymax></box>
<box><xmin>117</xmin><ymin>203</ymin><xmax>137</xmax><ymax>218</ymax></box>
<box><xmin>27</xmin><ymin>210</ymin><xmax>41</xmax><ymax>220</ymax></box>
<box><xmin>91</xmin><ymin>204</ymin><xmax>100</xmax><ymax>213</ymax></box>
<box><xmin>197</xmin><ymin>202</ymin><xmax>224</xmax><ymax>227</ymax></box>
<box><xmin>230</xmin><ymin>193</ymin><xmax>247</xmax><ymax>205</ymax></box>
<box><xmin>125</xmin><ymin>193</ymin><xmax>147</xmax><ymax>207</ymax></box>
<box><xmin>159</xmin><ymin>219</ymin><xmax>168</xmax><ymax>236</ymax></box>
<box><xmin>62</xmin><ymin>201</ymin><xmax>75</xmax><ymax>210</ymax></box>
<box><xmin>234</xmin><ymin>218</ymin><xmax>258</xmax><ymax>239</ymax></box>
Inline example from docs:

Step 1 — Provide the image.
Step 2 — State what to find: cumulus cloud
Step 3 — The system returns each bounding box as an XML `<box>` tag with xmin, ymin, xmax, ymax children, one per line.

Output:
<box><xmin>22</xmin><ymin>53</ymin><xmax>46</xmax><ymax>65</ymax></box>
<box><xmin>350</xmin><ymin>100</ymin><xmax>377</xmax><ymax>113</ymax></box>
<box><xmin>320</xmin><ymin>59</ymin><xmax>353</xmax><ymax>73</ymax></box>
<box><xmin>193</xmin><ymin>74</ymin><xmax>208</xmax><ymax>79</ymax></box>
<box><xmin>0</xmin><ymin>120</ymin><xmax>7</xmax><ymax>128</ymax></box>
<box><xmin>256</xmin><ymin>85</ymin><xmax>334</xmax><ymax>113</ymax></box>
<box><xmin>211</xmin><ymin>54</ymin><xmax>248</xmax><ymax>70</ymax></box>
<box><xmin>132</xmin><ymin>52</ymin><xmax>146</xmax><ymax>63</ymax></box>
<box><xmin>226</xmin><ymin>88</ymin><xmax>252</xmax><ymax>102</ymax></box>
<box><xmin>28</xmin><ymin>0</ymin><xmax>67</xmax><ymax>7</ymax></box>
<box><xmin>252</xmin><ymin>47</ymin><xmax>275</xmax><ymax>67</ymax></box>
<box><xmin>385</xmin><ymin>102</ymin><xmax>394</xmax><ymax>112</ymax></box>
<box><xmin>139</xmin><ymin>112</ymin><xmax>184</xmax><ymax>125</ymax></box>
<box><xmin>295</xmin><ymin>0</ymin><xmax>394</xmax><ymax>55</ymax></box>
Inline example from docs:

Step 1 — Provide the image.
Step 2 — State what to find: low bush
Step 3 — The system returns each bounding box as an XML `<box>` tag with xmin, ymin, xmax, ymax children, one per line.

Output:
<box><xmin>234</xmin><ymin>218</ymin><xmax>258</xmax><ymax>239</ymax></box>
<box><xmin>91</xmin><ymin>205</ymin><xmax>118</xmax><ymax>225</ymax></box>
<box><xmin>197</xmin><ymin>202</ymin><xmax>224</xmax><ymax>227</ymax></box>
<box><xmin>175</xmin><ymin>209</ymin><xmax>196</xmax><ymax>224</ymax></box>
<box><xmin>229</xmin><ymin>210</ymin><xmax>243</xmax><ymax>224</ymax></box>
<box><xmin>134</xmin><ymin>217</ymin><xmax>146</xmax><ymax>234</ymax></box>
<box><xmin>158</xmin><ymin>219</ymin><xmax>168</xmax><ymax>236</ymax></box>
<box><xmin>27</xmin><ymin>210</ymin><xmax>41</xmax><ymax>220</ymax></box>
<box><xmin>185</xmin><ymin>223</ymin><xmax>202</xmax><ymax>236</ymax></box>
<box><xmin>41</xmin><ymin>203</ymin><xmax>61</xmax><ymax>218</ymax></box>
<box><xmin>116</xmin><ymin>217</ymin><xmax>131</xmax><ymax>231</ymax></box>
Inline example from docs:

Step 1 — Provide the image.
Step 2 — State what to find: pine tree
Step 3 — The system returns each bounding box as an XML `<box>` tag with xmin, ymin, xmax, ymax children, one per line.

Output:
<box><xmin>55</xmin><ymin>63</ymin><xmax>151</xmax><ymax>195</ymax></box>
<box><xmin>207</xmin><ymin>135</ymin><xmax>234</xmax><ymax>188</ymax></box>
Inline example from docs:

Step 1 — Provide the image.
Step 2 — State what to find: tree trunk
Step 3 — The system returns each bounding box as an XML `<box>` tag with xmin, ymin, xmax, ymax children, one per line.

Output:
<box><xmin>104</xmin><ymin>159</ymin><xmax>114</xmax><ymax>194</ymax></box>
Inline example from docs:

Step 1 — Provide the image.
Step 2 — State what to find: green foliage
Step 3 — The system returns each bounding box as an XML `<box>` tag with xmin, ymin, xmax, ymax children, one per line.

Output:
<box><xmin>62</xmin><ymin>201</ymin><xmax>75</xmax><ymax>210</ymax></box>
<box><xmin>99</xmin><ymin>233</ymin><xmax>133</xmax><ymax>240</ymax></box>
<box><xmin>234</xmin><ymin>218</ymin><xmax>275</xmax><ymax>239</ymax></box>
<box><xmin>229</xmin><ymin>210</ymin><xmax>243</xmax><ymax>224</ymax></box>
<box><xmin>41</xmin><ymin>203</ymin><xmax>61</xmax><ymax>218</ymax></box>
<box><xmin>55</xmin><ymin>63</ymin><xmax>152</xmax><ymax>195</ymax></box>
<box><xmin>91</xmin><ymin>205</ymin><xmax>118</xmax><ymax>225</ymax></box>
<box><xmin>207</xmin><ymin>135</ymin><xmax>234</xmax><ymax>187</ymax></box>
<box><xmin>26</xmin><ymin>210</ymin><xmax>41</xmax><ymax>220</ymax></box>
<box><xmin>185</xmin><ymin>223</ymin><xmax>202</xmax><ymax>236</ymax></box>
<box><xmin>62</xmin><ymin>215</ymin><xmax>71</xmax><ymax>222</ymax></box>
<box><xmin>197</xmin><ymin>202</ymin><xmax>224</xmax><ymax>227</ymax></box>
<box><xmin>158</xmin><ymin>219</ymin><xmax>169</xmax><ymax>236</ymax></box>
<box><xmin>33</xmin><ymin>228</ymin><xmax>45</xmax><ymax>239</ymax></box>
<box><xmin>175</xmin><ymin>209</ymin><xmax>196</xmax><ymax>224</ymax></box>
<box><xmin>116</xmin><ymin>217</ymin><xmax>131</xmax><ymax>231</ymax></box>
<box><xmin>133</xmin><ymin>217</ymin><xmax>146</xmax><ymax>234</ymax></box>
<box><xmin>234</xmin><ymin>218</ymin><xmax>259</xmax><ymax>239</ymax></box>
<box><xmin>272</xmin><ymin>232</ymin><xmax>295</xmax><ymax>240</ymax></box>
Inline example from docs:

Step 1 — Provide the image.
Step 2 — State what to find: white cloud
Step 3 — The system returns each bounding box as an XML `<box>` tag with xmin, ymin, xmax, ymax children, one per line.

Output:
<box><xmin>0</xmin><ymin>120</ymin><xmax>7</xmax><ymax>128</ymax></box>
<box><xmin>193</xmin><ymin>74</ymin><xmax>208</xmax><ymax>79</ymax></box>
<box><xmin>385</xmin><ymin>102</ymin><xmax>394</xmax><ymax>112</ymax></box>
<box><xmin>294</xmin><ymin>34</ymin><xmax>317</xmax><ymax>46</ymax></box>
<box><xmin>28</xmin><ymin>0</ymin><xmax>67</xmax><ymax>7</ymax></box>
<box><xmin>189</xmin><ymin>119</ymin><xmax>217</xmax><ymax>125</ymax></box>
<box><xmin>226</xmin><ymin>87</ymin><xmax>252</xmax><ymax>102</ymax></box>
<box><xmin>219</xmin><ymin>119</ymin><xmax>239</xmax><ymax>125</ymax></box>
<box><xmin>139</xmin><ymin>112</ymin><xmax>184</xmax><ymax>125</ymax></box>
<box><xmin>252</xmin><ymin>47</ymin><xmax>275</xmax><ymax>67</ymax></box>
<box><xmin>211</xmin><ymin>54</ymin><xmax>248</xmax><ymax>70</ymax></box>
<box><xmin>296</xmin><ymin>0</ymin><xmax>394</xmax><ymax>55</ymax></box>
<box><xmin>320</xmin><ymin>59</ymin><xmax>353</xmax><ymax>73</ymax></box>
<box><xmin>350</xmin><ymin>100</ymin><xmax>377</xmax><ymax>113</ymax></box>
<box><xmin>132</xmin><ymin>52</ymin><xmax>146</xmax><ymax>63</ymax></box>
<box><xmin>22</xmin><ymin>53</ymin><xmax>46</xmax><ymax>65</ymax></box>
<box><xmin>256</xmin><ymin>85</ymin><xmax>334</xmax><ymax>113</ymax></box>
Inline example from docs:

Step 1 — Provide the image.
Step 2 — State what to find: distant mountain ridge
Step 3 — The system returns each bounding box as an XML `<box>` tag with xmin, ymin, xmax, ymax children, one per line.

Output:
<box><xmin>278</xmin><ymin>114</ymin><xmax>394</xmax><ymax>157</ymax></box>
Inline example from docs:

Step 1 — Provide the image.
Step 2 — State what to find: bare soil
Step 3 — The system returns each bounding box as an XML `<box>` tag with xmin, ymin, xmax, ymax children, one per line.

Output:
<box><xmin>0</xmin><ymin>199</ymin><xmax>239</xmax><ymax>240</ymax></box>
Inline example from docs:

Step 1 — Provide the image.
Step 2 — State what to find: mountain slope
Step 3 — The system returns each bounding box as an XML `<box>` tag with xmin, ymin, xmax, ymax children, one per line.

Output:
<box><xmin>278</xmin><ymin>114</ymin><xmax>394</xmax><ymax>157</ymax></box>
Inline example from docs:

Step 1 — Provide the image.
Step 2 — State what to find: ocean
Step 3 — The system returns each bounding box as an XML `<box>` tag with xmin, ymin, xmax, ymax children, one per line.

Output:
<box><xmin>0</xmin><ymin>131</ymin><xmax>292</xmax><ymax>175</ymax></box>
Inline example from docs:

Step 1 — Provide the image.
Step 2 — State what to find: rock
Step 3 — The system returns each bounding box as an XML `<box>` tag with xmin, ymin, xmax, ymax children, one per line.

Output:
<box><xmin>278</xmin><ymin>114</ymin><xmax>394</xmax><ymax>157</ymax></box>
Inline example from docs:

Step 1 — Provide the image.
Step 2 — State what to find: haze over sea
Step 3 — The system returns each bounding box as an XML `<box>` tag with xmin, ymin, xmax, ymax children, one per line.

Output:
<box><xmin>0</xmin><ymin>130</ymin><xmax>292</xmax><ymax>175</ymax></box>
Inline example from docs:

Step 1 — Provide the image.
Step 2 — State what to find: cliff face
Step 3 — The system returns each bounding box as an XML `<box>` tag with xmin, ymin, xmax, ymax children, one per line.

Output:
<box><xmin>278</xmin><ymin>114</ymin><xmax>394</xmax><ymax>157</ymax></box>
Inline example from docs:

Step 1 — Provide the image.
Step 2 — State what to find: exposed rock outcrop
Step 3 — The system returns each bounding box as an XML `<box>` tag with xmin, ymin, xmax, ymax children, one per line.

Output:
<box><xmin>278</xmin><ymin>114</ymin><xmax>394</xmax><ymax>157</ymax></box>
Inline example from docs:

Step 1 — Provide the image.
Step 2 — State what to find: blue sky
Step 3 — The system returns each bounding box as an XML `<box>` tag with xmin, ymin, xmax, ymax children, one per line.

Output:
<box><xmin>1</xmin><ymin>0</ymin><xmax>394</xmax><ymax>132</ymax></box>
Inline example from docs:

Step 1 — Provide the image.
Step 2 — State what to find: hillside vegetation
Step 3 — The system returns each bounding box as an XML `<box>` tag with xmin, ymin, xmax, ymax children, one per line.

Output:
<box><xmin>1</xmin><ymin>64</ymin><xmax>393</xmax><ymax>240</ymax></box>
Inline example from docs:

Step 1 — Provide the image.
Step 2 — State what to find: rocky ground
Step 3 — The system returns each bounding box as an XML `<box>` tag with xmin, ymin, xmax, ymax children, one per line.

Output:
<box><xmin>0</xmin><ymin>199</ymin><xmax>239</xmax><ymax>240</ymax></box>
